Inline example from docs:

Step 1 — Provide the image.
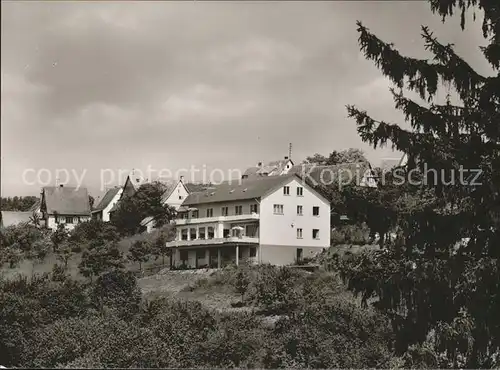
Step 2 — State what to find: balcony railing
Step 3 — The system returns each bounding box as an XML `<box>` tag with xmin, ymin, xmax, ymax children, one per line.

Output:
<box><xmin>166</xmin><ymin>236</ymin><xmax>259</xmax><ymax>248</ymax></box>
<box><xmin>175</xmin><ymin>213</ymin><xmax>259</xmax><ymax>225</ymax></box>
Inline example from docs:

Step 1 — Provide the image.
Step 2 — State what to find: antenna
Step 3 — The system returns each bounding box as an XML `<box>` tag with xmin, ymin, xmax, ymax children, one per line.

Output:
<box><xmin>288</xmin><ymin>142</ymin><xmax>292</xmax><ymax>160</ymax></box>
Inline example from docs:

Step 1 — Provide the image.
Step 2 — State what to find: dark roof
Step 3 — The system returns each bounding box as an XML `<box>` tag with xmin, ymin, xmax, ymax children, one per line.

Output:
<box><xmin>183</xmin><ymin>174</ymin><xmax>297</xmax><ymax>206</ymax></box>
<box><xmin>42</xmin><ymin>186</ymin><xmax>91</xmax><ymax>215</ymax></box>
<box><xmin>0</xmin><ymin>211</ymin><xmax>33</xmax><ymax>228</ymax></box>
<box><xmin>288</xmin><ymin>162</ymin><xmax>375</xmax><ymax>187</ymax></box>
<box><xmin>185</xmin><ymin>183</ymin><xmax>209</xmax><ymax>193</ymax></box>
<box><xmin>92</xmin><ymin>187</ymin><xmax>121</xmax><ymax>212</ymax></box>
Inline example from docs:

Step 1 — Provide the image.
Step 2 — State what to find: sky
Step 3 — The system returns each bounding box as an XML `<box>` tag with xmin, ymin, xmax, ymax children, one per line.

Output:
<box><xmin>1</xmin><ymin>1</ymin><xmax>491</xmax><ymax>198</ymax></box>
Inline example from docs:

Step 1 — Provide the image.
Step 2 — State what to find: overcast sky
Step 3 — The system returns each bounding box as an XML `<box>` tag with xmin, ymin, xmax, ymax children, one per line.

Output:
<box><xmin>1</xmin><ymin>1</ymin><xmax>490</xmax><ymax>197</ymax></box>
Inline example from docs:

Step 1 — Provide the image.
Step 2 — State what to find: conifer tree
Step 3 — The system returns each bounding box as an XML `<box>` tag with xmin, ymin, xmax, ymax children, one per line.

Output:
<box><xmin>342</xmin><ymin>0</ymin><xmax>499</xmax><ymax>367</ymax></box>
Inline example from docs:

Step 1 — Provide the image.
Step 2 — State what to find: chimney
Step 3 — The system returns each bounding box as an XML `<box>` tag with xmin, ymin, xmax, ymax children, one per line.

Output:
<box><xmin>257</xmin><ymin>162</ymin><xmax>263</xmax><ymax>167</ymax></box>
<box><xmin>59</xmin><ymin>184</ymin><xmax>64</xmax><ymax>188</ymax></box>
<box><xmin>284</xmin><ymin>156</ymin><xmax>289</xmax><ymax>160</ymax></box>
<box><xmin>180</xmin><ymin>175</ymin><xmax>184</xmax><ymax>182</ymax></box>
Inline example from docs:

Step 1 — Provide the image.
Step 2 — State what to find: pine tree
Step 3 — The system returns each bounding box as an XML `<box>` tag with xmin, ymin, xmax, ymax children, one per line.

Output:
<box><xmin>342</xmin><ymin>0</ymin><xmax>499</xmax><ymax>367</ymax></box>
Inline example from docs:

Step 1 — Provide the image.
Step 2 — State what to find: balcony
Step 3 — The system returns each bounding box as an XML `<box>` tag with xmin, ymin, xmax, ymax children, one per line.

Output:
<box><xmin>175</xmin><ymin>212</ymin><xmax>259</xmax><ymax>225</ymax></box>
<box><xmin>166</xmin><ymin>236</ymin><xmax>259</xmax><ymax>248</ymax></box>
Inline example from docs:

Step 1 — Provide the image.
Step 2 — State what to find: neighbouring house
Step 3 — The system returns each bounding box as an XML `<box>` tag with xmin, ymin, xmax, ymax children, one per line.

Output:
<box><xmin>166</xmin><ymin>173</ymin><xmax>331</xmax><ymax>268</ymax></box>
<box><xmin>0</xmin><ymin>211</ymin><xmax>34</xmax><ymax>228</ymax></box>
<box><xmin>40</xmin><ymin>185</ymin><xmax>91</xmax><ymax>231</ymax></box>
<box><xmin>91</xmin><ymin>186</ymin><xmax>123</xmax><ymax>222</ymax></box>
<box><xmin>140</xmin><ymin>177</ymin><xmax>206</xmax><ymax>233</ymax></box>
<box><xmin>108</xmin><ymin>172</ymin><xmax>146</xmax><ymax>221</ymax></box>
<box><xmin>242</xmin><ymin>156</ymin><xmax>377</xmax><ymax>189</ymax></box>
<box><xmin>242</xmin><ymin>156</ymin><xmax>295</xmax><ymax>179</ymax></box>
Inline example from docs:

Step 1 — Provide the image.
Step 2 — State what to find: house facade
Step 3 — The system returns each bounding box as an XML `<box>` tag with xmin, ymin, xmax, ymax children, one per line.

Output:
<box><xmin>91</xmin><ymin>187</ymin><xmax>123</xmax><ymax>222</ymax></box>
<box><xmin>166</xmin><ymin>174</ymin><xmax>330</xmax><ymax>268</ymax></box>
<box><xmin>40</xmin><ymin>185</ymin><xmax>91</xmax><ymax>231</ymax></box>
<box><xmin>140</xmin><ymin>178</ymin><xmax>196</xmax><ymax>233</ymax></box>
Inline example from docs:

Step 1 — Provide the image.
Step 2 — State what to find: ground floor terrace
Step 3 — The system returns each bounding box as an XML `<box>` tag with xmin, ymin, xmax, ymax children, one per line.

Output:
<box><xmin>169</xmin><ymin>243</ymin><xmax>258</xmax><ymax>269</ymax></box>
<box><xmin>168</xmin><ymin>242</ymin><xmax>325</xmax><ymax>269</ymax></box>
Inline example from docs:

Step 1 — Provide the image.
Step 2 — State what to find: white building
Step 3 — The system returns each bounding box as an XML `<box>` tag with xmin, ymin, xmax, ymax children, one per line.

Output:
<box><xmin>40</xmin><ymin>185</ymin><xmax>91</xmax><ymax>231</ymax></box>
<box><xmin>91</xmin><ymin>186</ymin><xmax>123</xmax><ymax>222</ymax></box>
<box><xmin>166</xmin><ymin>173</ymin><xmax>331</xmax><ymax>268</ymax></box>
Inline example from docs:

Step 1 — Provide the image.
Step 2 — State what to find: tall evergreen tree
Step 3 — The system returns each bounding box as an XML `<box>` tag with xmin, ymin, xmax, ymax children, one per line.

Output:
<box><xmin>342</xmin><ymin>0</ymin><xmax>499</xmax><ymax>367</ymax></box>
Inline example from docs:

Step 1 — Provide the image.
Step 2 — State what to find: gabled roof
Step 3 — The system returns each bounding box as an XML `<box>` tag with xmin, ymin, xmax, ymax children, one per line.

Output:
<box><xmin>127</xmin><ymin>172</ymin><xmax>145</xmax><ymax>191</ymax></box>
<box><xmin>161</xmin><ymin>181</ymin><xmax>180</xmax><ymax>203</ymax></box>
<box><xmin>0</xmin><ymin>211</ymin><xmax>33</xmax><ymax>228</ymax></box>
<box><xmin>242</xmin><ymin>159</ymin><xmax>294</xmax><ymax>179</ymax></box>
<box><xmin>42</xmin><ymin>186</ymin><xmax>91</xmax><ymax>215</ymax></box>
<box><xmin>288</xmin><ymin>162</ymin><xmax>375</xmax><ymax>188</ymax></box>
<box><xmin>183</xmin><ymin>174</ymin><xmax>298</xmax><ymax>206</ymax></box>
<box><xmin>92</xmin><ymin>187</ymin><xmax>121</xmax><ymax>212</ymax></box>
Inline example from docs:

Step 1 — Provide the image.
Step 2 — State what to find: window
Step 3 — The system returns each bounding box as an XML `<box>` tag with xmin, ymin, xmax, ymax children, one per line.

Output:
<box><xmin>249</xmin><ymin>247</ymin><xmax>257</xmax><ymax>258</ymax></box>
<box><xmin>313</xmin><ymin>206</ymin><xmax>320</xmax><ymax>216</ymax></box>
<box><xmin>223</xmin><ymin>229</ymin><xmax>230</xmax><ymax>238</ymax></box>
<box><xmin>246</xmin><ymin>224</ymin><xmax>257</xmax><ymax>237</ymax></box>
<box><xmin>296</xmin><ymin>248</ymin><xmax>303</xmax><ymax>261</ymax></box>
<box><xmin>206</xmin><ymin>208</ymin><xmax>213</xmax><ymax>217</ymax></box>
<box><xmin>192</xmin><ymin>210</ymin><xmax>199</xmax><ymax>218</ymax></box>
<box><xmin>250</xmin><ymin>204</ymin><xmax>258</xmax><ymax>213</ymax></box>
<box><xmin>273</xmin><ymin>204</ymin><xmax>284</xmax><ymax>215</ymax></box>
<box><xmin>207</xmin><ymin>227</ymin><xmax>215</xmax><ymax>239</ymax></box>
<box><xmin>313</xmin><ymin>229</ymin><xmax>320</xmax><ymax>239</ymax></box>
<box><xmin>181</xmin><ymin>229</ymin><xmax>188</xmax><ymax>240</ymax></box>
<box><xmin>221</xmin><ymin>207</ymin><xmax>228</xmax><ymax>216</ymax></box>
<box><xmin>283</xmin><ymin>186</ymin><xmax>290</xmax><ymax>195</ymax></box>
<box><xmin>297</xmin><ymin>187</ymin><xmax>303</xmax><ymax>196</ymax></box>
<box><xmin>235</xmin><ymin>205</ymin><xmax>243</xmax><ymax>215</ymax></box>
<box><xmin>199</xmin><ymin>227</ymin><xmax>206</xmax><ymax>239</ymax></box>
<box><xmin>65</xmin><ymin>216</ymin><xmax>74</xmax><ymax>224</ymax></box>
<box><xmin>297</xmin><ymin>205</ymin><xmax>303</xmax><ymax>216</ymax></box>
<box><xmin>180</xmin><ymin>250</ymin><xmax>188</xmax><ymax>262</ymax></box>
<box><xmin>178</xmin><ymin>196</ymin><xmax>182</xmax><ymax>200</ymax></box>
<box><xmin>297</xmin><ymin>228</ymin><xmax>303</xmax><ymax>239</ymax></box>
<box><xmin>190</xmin><ymin>228</ymin><xmax>197</xmax><ymax>240</ymax></box>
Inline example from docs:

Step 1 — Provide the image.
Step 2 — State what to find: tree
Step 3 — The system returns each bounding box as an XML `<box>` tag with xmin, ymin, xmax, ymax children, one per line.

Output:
<box><xmin>90</xmin><ymin>270</ymin><xmax>142</xmax><ymax>319</ymax></box>
<box><xmin>68</xmin><ymin>219</ymin><xmax>120</xmax><ymax>251</ymax></box>
<box><xmin>233</xmin><ymin>269</ymin><xmax>250</xmax><ymax>302</ymax></box>
<box><xmin>128</xmin><ymin>240</ymin><xmax>151</xmax><ymax>271</ymax></box>
<box><xmin>78</xmin><ymin>242</ymin><xmax>125</xmax><ymax>282</ymax></box>
<box><xmin>305</xmin><ymin>148</ymin><xmax>368</xmax><ymax>165</ymax></box>
<box><xmin>342</xmin><ymin>1</ymin><xmax>500</xmax><ymax>367</ymax></box>
<box><xmin>0</xmin><ymin>196</ymin><xmax>38</xmax><ymax>211</ymax></box>
<box><xmin>111</xmin><ymin>181</ymin><xmax>176</xmax><ymax>235</ymax></box>
<box><xmin>55</xmin><ymin>242</ymin><xmax>74</xmax><ymax>270</ymax></box>
<box><xmin>51</xmin><ymin>224</ymin><xmax>69</xmax><ymax>253</ymax></box>
<box><xmin>150</xmin><ymin>225</ymin><xmax>176</xmax><ymax>265</ymax></box>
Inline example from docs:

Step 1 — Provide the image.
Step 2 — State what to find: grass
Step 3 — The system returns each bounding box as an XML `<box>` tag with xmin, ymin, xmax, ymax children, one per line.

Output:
<box><xmin>0</xmin><ymin>232</ymin><xmax>169</xmax><ymax>281</ymax></box>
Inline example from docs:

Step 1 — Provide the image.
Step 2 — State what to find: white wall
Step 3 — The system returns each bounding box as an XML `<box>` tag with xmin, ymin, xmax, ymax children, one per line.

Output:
<box><xmin>188</xmin><ymin>199</ymin><xmax>259</xmax><ymax>219</ymax></box>
<box><xmin>46</xmin><ymin>215</ymin><xmax>91</xmax><ymax>231</ymax></box>
<box><xmin>260</xmin><ymin>178</ymin><xmax>330</xmax><ymax>248</ymax></box>
<box><xmin>164</xmin><ymin>181</ymin><xmax>190</xmax><ymax>210</ymax></box>
<box><xmin>102</xmin><ymin>188</ymin><xmax>123</xmax><ymax>222</ymax></box>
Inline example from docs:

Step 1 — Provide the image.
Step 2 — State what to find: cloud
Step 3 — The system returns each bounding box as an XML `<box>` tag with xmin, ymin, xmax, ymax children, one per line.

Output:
<box><xmin>160</xmin><ymin>84</ymin><xmax>256</xmax><ymax>121</ymax></box>
<box><xmin>208</xmin><ymin>37</ymin><xmax>304</xmax><ymax>74</ymax></box>
<box><xmin>1</xmin><ymin>1</ymin><xmax>489</xmax><ymax>196</ymax></box>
